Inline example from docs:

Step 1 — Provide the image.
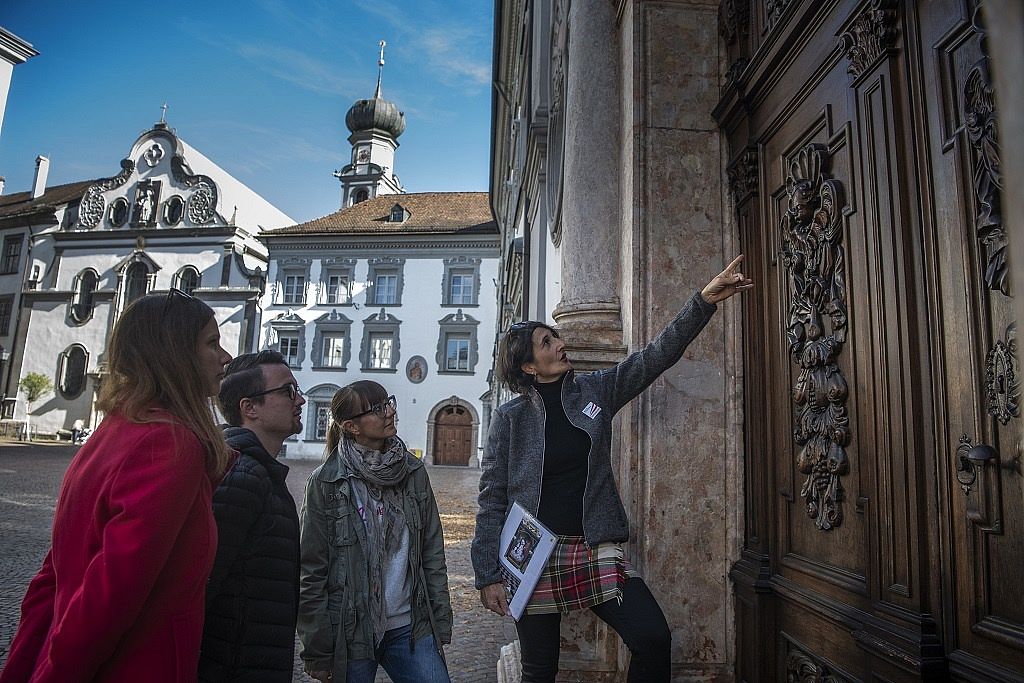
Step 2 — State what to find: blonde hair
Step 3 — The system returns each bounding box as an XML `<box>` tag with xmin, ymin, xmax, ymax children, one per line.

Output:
<box><xmin>324</xmin><ymin>380</ymin><xmax>389</xmax><ymax>458</ymax></box>
<box><xmin>97</xmin><ymin>292</ymin><xmax>232</xmax><ymax>477</ymax></box>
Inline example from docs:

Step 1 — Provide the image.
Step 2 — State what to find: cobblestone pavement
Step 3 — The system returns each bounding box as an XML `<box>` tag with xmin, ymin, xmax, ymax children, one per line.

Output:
<box><xmin>0</xmin><ymin>442</ymin><xmax>515</xmax><ymax>682</ymax></box>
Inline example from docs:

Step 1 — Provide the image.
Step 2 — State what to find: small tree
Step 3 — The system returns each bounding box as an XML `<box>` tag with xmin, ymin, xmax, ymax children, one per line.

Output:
<box><xmin>19</xmin><ymin>372</ymin><xmax>54</xmax><ymax>442</ymax></box>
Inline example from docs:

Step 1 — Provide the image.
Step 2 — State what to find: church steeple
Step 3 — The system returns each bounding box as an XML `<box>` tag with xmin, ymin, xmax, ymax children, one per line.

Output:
<box><xmin>335</xmin><ymin>40</ymin><xmax>406</xmax><ymax>208</ymax></box>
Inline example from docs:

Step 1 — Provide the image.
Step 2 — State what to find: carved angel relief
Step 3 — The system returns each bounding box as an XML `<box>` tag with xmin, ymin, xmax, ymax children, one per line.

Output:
<box><xmin>780</xmin><ymin>144</ymin><xmax>851</xmax><ymax>531</ymax></box>
<box><xmin>963</xmin><ymin>10</ymin><xmax>1009</xmax><ymax>295</ymax></box>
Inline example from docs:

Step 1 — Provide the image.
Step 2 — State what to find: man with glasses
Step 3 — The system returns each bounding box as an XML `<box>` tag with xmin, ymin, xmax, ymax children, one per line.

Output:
<box><xmin>199</xmin><ymin>350</ymin><xmax>306</xmax><ymax>682</ymax></box>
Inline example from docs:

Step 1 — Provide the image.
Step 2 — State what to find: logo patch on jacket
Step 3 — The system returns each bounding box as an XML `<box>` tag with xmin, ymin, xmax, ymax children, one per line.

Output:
<box><xmin>582</xmin><ymin>402</ymin><xmax>602</xmax><ymax>419</ymax></box>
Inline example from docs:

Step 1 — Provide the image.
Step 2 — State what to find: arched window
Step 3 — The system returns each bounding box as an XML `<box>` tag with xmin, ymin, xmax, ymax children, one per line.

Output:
<box><xmin>175</xmin><ymin>266</ymin><xmax>200</xmax><ymax>295</ymax></box>
<box><xmin>124</xmin><ymin>262</ymin><xmax>149</xmax><ymax>304</ymax></box>
<box><xmin>70</xmin><ymin>269</ymin><xmax>99</xmax><ymax>323</ymax></box>
<box><xmin>58</xmin><ymin>344</ymin><xmax>88</xmax><ymax>399</ymax></box>
<box><xmin>353</xmin><ymin>188</ymin><xmax>369</xmax><ymax>205</ymax></box>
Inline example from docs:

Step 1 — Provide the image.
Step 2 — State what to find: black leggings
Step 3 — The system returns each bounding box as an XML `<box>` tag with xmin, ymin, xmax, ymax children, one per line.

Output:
<box><xmin>514</xmin><ymin>577</ymin><xmax>671</xmax><ymax>682</ymax></box>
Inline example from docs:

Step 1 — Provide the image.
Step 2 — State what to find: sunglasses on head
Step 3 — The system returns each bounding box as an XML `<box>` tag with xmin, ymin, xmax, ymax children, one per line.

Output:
<box><xmin>161</xmin><ymin>287</ymin><xmax>194</xmax><ymax>318</ymax></box>
<box><xmin>347</xmin><ymin>395</ymin><xmax>397</xmax><ymax>420</ymax></box>
<box><xmin>245</xmin><ymin>382</ymin><xmax>304</xmax><ymax>402</ymax></box>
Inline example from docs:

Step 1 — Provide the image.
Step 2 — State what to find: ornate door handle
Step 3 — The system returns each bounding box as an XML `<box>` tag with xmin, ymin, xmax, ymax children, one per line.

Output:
<box><xmin>955</xmin><ymin>434</ymin><xmax>1003</xmax><ymax>533</ymax></box>
<box><xmin>956</xmin><ymin>437</ymin><xmax>998</xmax><ymax>496</ymax></box>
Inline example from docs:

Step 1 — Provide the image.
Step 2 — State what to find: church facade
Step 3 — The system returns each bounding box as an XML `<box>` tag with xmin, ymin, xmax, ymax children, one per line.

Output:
<box><xmin>492</xmin><ymin>0</ymin><xmax>1022</xmax><ymax>681</ymax></box>
<box><xmin>257</xmin><ymin>71</ymin><xmax>499</xmax><ymax>463</ymax></box>
<box><xmin>0</xmin><ymin>120</ymin><xmax>292</xmax><ymax>436</ymax></box>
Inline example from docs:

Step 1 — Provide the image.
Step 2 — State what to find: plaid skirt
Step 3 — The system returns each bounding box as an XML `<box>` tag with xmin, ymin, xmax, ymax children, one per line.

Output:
<box><xmin>523</xmin><ymin>536</ymin><xmax>637</xmax><ymax>615</ymax></box>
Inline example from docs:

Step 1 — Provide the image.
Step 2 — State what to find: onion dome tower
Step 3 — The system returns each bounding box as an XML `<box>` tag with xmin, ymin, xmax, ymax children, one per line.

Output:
<box><xmin>335</xmin><ymin>40</ymin><xmax>406</xmax><ymax>207</ymax></box>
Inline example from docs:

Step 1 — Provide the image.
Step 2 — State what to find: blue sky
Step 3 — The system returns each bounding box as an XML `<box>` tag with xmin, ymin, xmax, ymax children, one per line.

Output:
<box><xmin>0</xmin><ymin>0</ymin><xmax>494</xmax><ymax>224</ymax></box>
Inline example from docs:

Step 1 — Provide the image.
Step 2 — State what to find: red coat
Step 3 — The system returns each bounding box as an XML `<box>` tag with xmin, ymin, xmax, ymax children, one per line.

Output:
<box><xmin>1</xmin><ymin>413</ymin><xmax>218</xmax><ymax>682</ymax></box>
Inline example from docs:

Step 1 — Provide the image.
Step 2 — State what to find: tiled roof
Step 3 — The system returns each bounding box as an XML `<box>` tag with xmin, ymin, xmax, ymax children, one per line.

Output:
<box><xmin>264</xmin><ymin>191</ymin><xmax>497</xmax><ymax>236</ymax></box>
<box><xmin>0</xmin><ymin>180</ymin><xmax>95</xmax><ymax>220</ymax></box>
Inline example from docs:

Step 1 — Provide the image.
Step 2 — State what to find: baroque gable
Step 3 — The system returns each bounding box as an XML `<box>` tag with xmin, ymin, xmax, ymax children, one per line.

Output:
<box><xmin>76</xmin><ymin>123</ymin><xmax>221</xmax><ymax>232</ymax></box>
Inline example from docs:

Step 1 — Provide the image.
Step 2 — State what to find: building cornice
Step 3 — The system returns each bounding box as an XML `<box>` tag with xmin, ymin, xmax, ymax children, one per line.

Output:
<box><xmin>53</xmin><ymin>226</ymin><xmax>238</xmax><ymax>243</ymax></box>
<box><xmin>266</xmin><ymin>238</ymin><xmax>500</xmax><ymax>253</ymax></box>
<box><xmin>0</xmin><ymin>28</ymin><xmax>39</xmax><ymax>65</ymax></box>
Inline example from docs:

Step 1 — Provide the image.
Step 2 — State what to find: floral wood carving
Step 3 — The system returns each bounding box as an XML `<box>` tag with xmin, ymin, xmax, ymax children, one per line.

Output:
<box><xmin>987</xmin><ymin>323</ymin><xmax>1020</xmax><ymax>425</ymax></box>
<box><xmin>546</xmin><ymin>0</ymin><xmax>570</xmax><ymax>245</ymax></box>
<box><xmin>786</xmin><ymin>648</ymin><xmax>846</xmax><ymax>683</ymax></box>
<box><xmin>727</xmin><ymin>146</ymin><xmax>758</xmax><ymax>202</ymax></box>
<box><xmin>765</xmin><ymin>0</ymin><xmax>793</xmax><ymax>32</ymax></box>
<box><xmin>839</xmin><ymin>0</ymin><xmax>898</xmax><ymax>79</ymax></box>
<box><xmin>719</xmin><ymin>0</ymin><xmax>749</xmax><ymax>46</ymax></box>
<box><xmin>780</xmin><ymin>143</ymin><xmax>851</xmax><ymax>531</ymax></box>
<box><xmin>78</xmin><ymin>159</ymin><xmax>135</xmax><ymax>229</ymax></box>
<box><xmin>171</xmin><ymin>155</ymin><xmax>219</xmax><ymax>225</ymax></box>
<box><xmin>963</xmin><ymin>9</ymin><xmax>1009</xmax><ymax>295</ymax></box>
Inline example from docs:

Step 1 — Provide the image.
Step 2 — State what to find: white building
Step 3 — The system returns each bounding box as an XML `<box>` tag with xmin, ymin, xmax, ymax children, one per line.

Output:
<box><xmin>0</xmin><ymin>120</ymin><xmax>293</xmax><ymax>435</ymax></box>
<box><xmin>0</xmin><ymin>27</ymin><xmax>38</xmax><ymax>144</ymax></box>
<box><xmin>258</xmin><ymin>76</ymin><xmax>499</xmax><ymax>464</ymax></box>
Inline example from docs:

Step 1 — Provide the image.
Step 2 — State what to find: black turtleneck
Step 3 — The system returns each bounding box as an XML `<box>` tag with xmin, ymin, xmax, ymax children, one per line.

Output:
<box><xmin>534</xmin><ymin>375</ymin><xmax>591</xmax><ymax>535</ymax></box>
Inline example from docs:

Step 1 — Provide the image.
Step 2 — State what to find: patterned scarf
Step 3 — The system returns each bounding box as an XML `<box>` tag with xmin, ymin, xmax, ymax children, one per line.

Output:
<box><xmin>339</xmin><ymin>435</ymin><xmax>410</xmax><ymax>646</ymax></box>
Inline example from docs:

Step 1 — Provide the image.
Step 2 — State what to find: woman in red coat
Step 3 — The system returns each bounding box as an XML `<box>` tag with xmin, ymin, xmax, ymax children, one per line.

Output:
<box><xmin>0</xmin><ymin>289</ymin><xmax>233</xmax><ymax>682</ymax></box>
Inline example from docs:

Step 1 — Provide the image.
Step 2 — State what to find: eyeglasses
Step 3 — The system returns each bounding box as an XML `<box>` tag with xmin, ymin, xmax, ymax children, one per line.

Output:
<box><xmin>161</xmin><ymin>287</ymin><xmax>194</xmax><ymax>318</ymax></box>
<box><xmin>347</xmin><ymin>395</ymin><xmax>397</xmax><ymax>420</ymax></box>
<box><xmin>245</xmin><ymin>382</ymin><xmax>304</xmax><ymax>402</ymax></box>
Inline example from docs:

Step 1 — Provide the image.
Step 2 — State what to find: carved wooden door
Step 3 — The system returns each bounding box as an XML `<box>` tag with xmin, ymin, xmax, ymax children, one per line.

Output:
<box><xmin>433</xmin><ymin>405</ymin><xmax>473</xmax><ymax>466</ymax></box>
<box><xmin>918</xmin><ymin>1</ymin><xmax>1023</xmax><ymax>679</ymax></box>
<box><xmin>718</xmin><ymin>0</ymin><xmax>1021</xmax><ymax>680</ymax></box>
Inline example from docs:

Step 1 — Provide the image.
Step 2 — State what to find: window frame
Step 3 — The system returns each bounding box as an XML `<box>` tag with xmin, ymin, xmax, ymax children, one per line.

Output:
<box><xmin>0</xmin><ymin>294</ymin><xmax>14</xmax><ymax>336</ymax></box>
<box><xmin>267</xmin><ymin>311</ymin><xmax>307</xmax><ymax>369</ymax></box>
<box><xmin>366</xmin><ymin>257</ymin><xmax>405</xmax><ymax>307</ymax></box>
<box><xmin>57</xmin><ymin>344</ymin><xmax>89</xmax><ymax>400</ymax></box>
<box><xmin>359</xmin><ymin>309</ymin><xmax>402</xmax><ymax>372</ymax></box>
<box><xmin>436</xmin><ymin>310</ymin><xmax>480</xmax><ymax>374</ymax></box>
<box><xmin>69</xmin><ymin>269</ymin><xmax>99</xmax><ymax>325</ymax></box>
<box><xmin>441</xmin><ymin>257</ymin><xmax>482</xmax><ymax>307</ymax></box>
<box><xmin>1</xmin><ymin>234</ymin><xmax>24</xmax><ymax>274</ymax></box>
<box><xmin>311</xmin><ymin>309</ymin><xmax>353</xmax><ymax>370</ymax></box>
<box><xmin>174</xmin><ymin>265</ymin><xmax>201</xmax><ymax>295</ymax></box>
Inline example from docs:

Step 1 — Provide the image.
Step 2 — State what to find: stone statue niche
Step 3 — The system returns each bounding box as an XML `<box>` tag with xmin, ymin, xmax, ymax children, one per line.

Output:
<box><xmin>131</xmin><ymin>180</ymin><xmax>162</xmax><ymax>228</ymax></box>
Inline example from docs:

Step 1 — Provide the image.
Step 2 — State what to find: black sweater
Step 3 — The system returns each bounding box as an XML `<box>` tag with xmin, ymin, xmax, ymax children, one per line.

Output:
<box><xmin>535</xmin><ymin>375</ymin><xmax>591</xmax><ymax>535</ymax></box>
<box><xmin>199</xmin><ymin>427</ymin><xmax>300</xmax><ymax>682</ymax></box>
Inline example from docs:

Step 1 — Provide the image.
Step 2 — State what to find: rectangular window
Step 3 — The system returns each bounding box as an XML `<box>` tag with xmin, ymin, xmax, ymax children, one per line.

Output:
<box><xmin>280</xmin><ymin>335</ymin><xmax>300</xmax><ymax>366</ymax></box>
<box><xmin>283</xmin><ymin>274</ymin><xmax>306</xmax><ymax>304</ymax></box>
<box><xmin>315</xmin><ymin>402</ymin><xmax>331</xmax><ymax>441</ymax></box>
<box><xmin>375</xmin><ymin>274</ymin><xmax>397</xmax><ymax>304</ymax></box>
<box><xmin>325</xmin><ymin>275</ymin><xmax>349</xmax><ymax>304</ymax></box>
<box><xmin>1</xmin><ymin>236</ymin><xmax>22</xmax><ymax>274</ymax></box>
<box><xmin>322</xmin><ymin>333</ymin><xmax>345</xmax><ymax>367</ymax></box>
<box><xmin>0</xmin><ymin>296</ymin><xmax>12</xmax><ymax>336</ymax></box>
<box><xmin>446</xmin><ymin>336</ymin><xmax>471</xmax><ymax>371</ymax></box>
<box><xmin>369</xmin><ymin>333</ymin><xmax>393</xmax><ymax>369</ymax></box>
<box><xmin>449</xmin><ymin>272</ymin><xmax>473</xmax><ymax>305</ymax></box>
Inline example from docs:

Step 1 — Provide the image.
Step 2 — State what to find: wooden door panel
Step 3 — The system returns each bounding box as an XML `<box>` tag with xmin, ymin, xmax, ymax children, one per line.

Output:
<box><xmin>917</xmin><ymin>0</ymin><xmax>1024</xmax><ymax>678</ymax></box>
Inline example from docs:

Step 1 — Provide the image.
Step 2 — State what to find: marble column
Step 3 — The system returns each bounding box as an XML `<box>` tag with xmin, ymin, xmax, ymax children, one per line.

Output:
<box><xmin>551</xmin><ymin>0</ymin><xmax>626</xmax><ymax>368</ymax></box>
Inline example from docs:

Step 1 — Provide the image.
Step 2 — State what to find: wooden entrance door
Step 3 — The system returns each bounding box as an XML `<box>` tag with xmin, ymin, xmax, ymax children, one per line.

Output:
<box><xmin>432</xmin><ymin>405</ymin><xmax>473</xmax><ymax>466</ymax></box>
<box><xmin>717</xmin><ymin>0</ymin><xmax>1021</xmax><ymax>680</ymax></box>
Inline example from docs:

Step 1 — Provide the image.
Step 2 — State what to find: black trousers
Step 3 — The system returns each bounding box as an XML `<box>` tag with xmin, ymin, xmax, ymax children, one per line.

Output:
<box><xmin>514</xmin><ymin>577</ymin><xmax>671</xmax><ymax>682</ymax></box>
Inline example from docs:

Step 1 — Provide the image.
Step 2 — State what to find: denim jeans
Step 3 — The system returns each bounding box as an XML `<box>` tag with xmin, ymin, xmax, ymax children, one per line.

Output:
<box><xmin>346</xmin><ymin>623</ymin><xmax>450</xmax><ymax>683</ymax></box>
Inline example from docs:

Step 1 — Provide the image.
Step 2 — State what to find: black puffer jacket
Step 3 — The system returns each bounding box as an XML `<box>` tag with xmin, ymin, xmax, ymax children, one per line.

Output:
<box><xmin>199</xmin><ymin>427</ymin><xmax>300</xmax><ymax>682</ymax></box>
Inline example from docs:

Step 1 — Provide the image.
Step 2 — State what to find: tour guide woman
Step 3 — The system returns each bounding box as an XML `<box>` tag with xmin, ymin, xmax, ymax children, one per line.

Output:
<box><xmin>472</xmin><ymin>256</ymin><xmax>753</xmax><ymax>682</ymax></box>
<box><xmin>298</xmin><ymin>380</ymin><xmax>452</xmax><ymax>683</ymax></box>
<box><xmin>1</xmin><ymin>289</ymin><xmax>233</xmax><ymax>682</ymax></box>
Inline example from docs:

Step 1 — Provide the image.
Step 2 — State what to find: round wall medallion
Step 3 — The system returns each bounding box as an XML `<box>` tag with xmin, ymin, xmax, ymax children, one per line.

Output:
<box><xmin>406</xmin><ymin>355</ymin><xmax>428</xmax><ymax>384</ymax></box>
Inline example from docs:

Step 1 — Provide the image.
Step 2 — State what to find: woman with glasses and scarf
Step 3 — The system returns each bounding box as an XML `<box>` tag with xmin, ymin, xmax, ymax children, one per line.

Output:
<box><xmin>1</xmin><ymin>289</ymin><xmax>233</xmax><ymax>682</ymax></box>
<box><xmin>472</xmin><ymin>256</ymin><xmax>753</xmax><ymax>683</ymax></box>
<box><xmin>298</xmin><ymin>380</ymin><xmax>452</xmax><ymax>683</ymax></box>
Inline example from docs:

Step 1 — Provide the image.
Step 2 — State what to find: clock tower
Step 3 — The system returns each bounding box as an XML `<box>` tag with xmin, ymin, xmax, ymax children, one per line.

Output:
<box><xmin>335</xmin><ymin>40</ymin><xmax>406</xmax><ymax>207</ymax></box>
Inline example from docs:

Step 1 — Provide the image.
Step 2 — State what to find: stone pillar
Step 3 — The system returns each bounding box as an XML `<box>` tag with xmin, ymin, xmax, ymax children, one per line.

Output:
<box><xmin>551</xmin><ymin>0</ymin><xmax>626</xmax><ymax>368</ymax></box>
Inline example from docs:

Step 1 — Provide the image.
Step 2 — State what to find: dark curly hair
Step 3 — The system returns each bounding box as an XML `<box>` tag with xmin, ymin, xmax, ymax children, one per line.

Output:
<box><xmin>495</xmin><ymin>321</ymin><xmax>558</xmax><ymax>394</ymax></box>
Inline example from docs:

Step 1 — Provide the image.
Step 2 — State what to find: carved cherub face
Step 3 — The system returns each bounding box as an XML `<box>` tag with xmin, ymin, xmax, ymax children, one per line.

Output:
<box><xmin>788</xmin><ymin>179</ymin><xmax>818</xmax><ymax>224</ymax></box>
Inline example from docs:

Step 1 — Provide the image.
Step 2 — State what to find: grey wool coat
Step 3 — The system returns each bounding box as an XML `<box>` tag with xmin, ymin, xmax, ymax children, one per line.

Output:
<box><xmin>471</xmin><ymin>291</ymin><xmax>717</xmax><ymax>589</ymax></box>
<box><xmin>297</xmin><ymin>448</ymin><xmax>452</xmax><ymax>682</ymax></box>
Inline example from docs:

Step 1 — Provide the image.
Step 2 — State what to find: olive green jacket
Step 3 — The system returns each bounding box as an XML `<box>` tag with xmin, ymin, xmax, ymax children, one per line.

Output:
<box><xmin>297</xmin><ymin>450</ymin><xmax>452</xmax><ymax>680</ymax></box>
